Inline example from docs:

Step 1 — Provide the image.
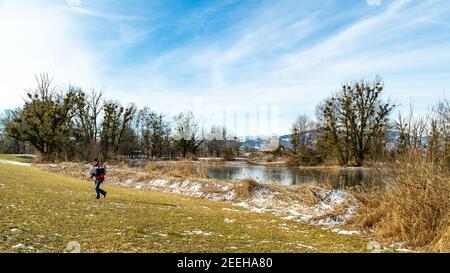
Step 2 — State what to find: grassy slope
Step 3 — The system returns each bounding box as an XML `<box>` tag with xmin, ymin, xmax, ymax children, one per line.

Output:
<box><xmin>0</xmin><ymin>163</ymin><xmax>368</xmax><ymax>253</ymax></box>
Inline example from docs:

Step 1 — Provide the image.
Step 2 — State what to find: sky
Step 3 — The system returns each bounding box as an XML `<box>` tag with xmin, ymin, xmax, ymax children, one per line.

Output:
<box><xmin>0</xmin><ymin>0</ymin><xmax>449</xmax><ymax>136</ymax></box>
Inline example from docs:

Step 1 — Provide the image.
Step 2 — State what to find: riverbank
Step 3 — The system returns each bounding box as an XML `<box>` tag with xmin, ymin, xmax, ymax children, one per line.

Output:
<box><xmin>0</xmin><ymin>162</ymin><xmax>369</xmax><ymax>253</ymax></box>
<box><xmin>129</xmin><ymin>157</ymin><xmax>374</xmax><ymax>170</ymax></box>
<box><xmin>36</xmin><ymin>161</ymin><xmax>360</xmax><ymax>228</ymax></box>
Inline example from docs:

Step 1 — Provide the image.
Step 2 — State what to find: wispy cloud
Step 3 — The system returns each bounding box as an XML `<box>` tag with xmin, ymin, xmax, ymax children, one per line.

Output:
<box><xmin>64</xmin><ymin>5</ymin><xmax>146</xmax><ymax>22</ymax></box>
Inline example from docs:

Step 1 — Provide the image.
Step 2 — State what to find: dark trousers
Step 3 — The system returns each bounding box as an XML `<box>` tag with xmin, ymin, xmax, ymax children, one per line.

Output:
<box><xmin>95</xmin><ymin>180</ymin><xmax>106</xmax><ymax>197</ymax></box>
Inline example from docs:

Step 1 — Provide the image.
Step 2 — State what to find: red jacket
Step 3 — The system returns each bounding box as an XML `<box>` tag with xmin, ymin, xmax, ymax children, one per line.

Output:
<box><xmin>92</xmin><ymin>163</ymin><xmax>106</xmax><ymax>180</ymax></box>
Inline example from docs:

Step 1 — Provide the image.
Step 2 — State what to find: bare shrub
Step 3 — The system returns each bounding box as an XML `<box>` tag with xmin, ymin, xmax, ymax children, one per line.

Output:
<box><xmin>144</xmin><ymin>160</ymin><xmax>208</xmax><ymax>179</ymax></box>
<box><xmin>232</xmin><ymin>178</ymin><xmax>266</xmax><ymax>199</ymax></box>
<box><xmin>351</xmin><ymin>152</ymin><xmax>450</xmax><ymax>252</ymax></box>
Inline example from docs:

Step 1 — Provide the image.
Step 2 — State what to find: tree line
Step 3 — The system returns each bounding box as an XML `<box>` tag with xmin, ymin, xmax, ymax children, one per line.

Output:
<box><xmin>0</xmin><ymin>73</ymin><xmax>240</xmax><ymax>162</ymax></box>
<box><xmin>0</xmin><ymin>74</ymin><xmax>448</xmax><ymax>166</ymax></box>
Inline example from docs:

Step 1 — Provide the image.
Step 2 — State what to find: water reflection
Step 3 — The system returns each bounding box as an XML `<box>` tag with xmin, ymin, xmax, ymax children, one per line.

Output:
<box><xmin>205</xmin><ymin>165</ymin><xmax>376</xmax><ymax>188</ymax></box>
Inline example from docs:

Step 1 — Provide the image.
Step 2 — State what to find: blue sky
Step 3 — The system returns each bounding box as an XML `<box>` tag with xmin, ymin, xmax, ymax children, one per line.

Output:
<box><xmin>0</xmin><ymin>0</ymin><xmax>449</xmax><ymax>136</ymax></box>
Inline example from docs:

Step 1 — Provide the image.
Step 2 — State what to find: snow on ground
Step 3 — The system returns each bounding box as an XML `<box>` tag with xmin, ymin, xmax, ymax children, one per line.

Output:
<box><xmin>332</xmin><ymin>228</ymin><xmax>360</xmax><ymax>235</ymax></box>
<box><xmin>11</xmin><ymin>243</ymin><xmax>25</xmax><ymax>249</ymax></box>
<box><xmin>296</xmin><ymin>243</ymin><xmax>315</xmax><ymax>250</ymax></box>
<box><xmin>118</xmin><ymin>177</ymin><xmax>358</xmax><ymax>228</ymax></box>
<box><xmin>36</xmin><ymin>162</ymin><xmax>360</xmax><ymax>230</ymax></box>
<box><xmin>182</xmin><ymin>230</ymin><xmax>214</xmax><ymax>236</ymax></box>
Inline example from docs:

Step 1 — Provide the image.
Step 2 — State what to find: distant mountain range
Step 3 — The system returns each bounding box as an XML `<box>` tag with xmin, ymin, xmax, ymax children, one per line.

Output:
<box><xmin>239</xmin><ymin>130</ymin><xmax>430</xmax><ymax>151</ymax></box>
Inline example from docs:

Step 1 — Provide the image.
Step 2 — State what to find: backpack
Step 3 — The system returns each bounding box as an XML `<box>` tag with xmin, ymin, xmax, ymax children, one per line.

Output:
<box><xmin>93</xmin><ymin>163</ymin><xmax>106</xmax><ymax>180</ymax></box>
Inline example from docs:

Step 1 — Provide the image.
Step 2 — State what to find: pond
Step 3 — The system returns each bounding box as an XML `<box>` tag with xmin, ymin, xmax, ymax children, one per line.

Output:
<box><xmin>126</xmin><ymin>159</ymin><xmax>379</xmax><ymax>189</ymax></box>
<box><xmin>205</xmin><ymin>165</ymin><xmax>377</xmax><ymax>188</ymax></box>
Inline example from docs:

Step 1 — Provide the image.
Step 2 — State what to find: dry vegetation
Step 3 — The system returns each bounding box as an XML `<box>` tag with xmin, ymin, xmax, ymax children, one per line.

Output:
<box><xmin>350</xmin><ymin>153</ymin><xmax>450</xmax><ymax>252</ymax></box>
<box><xmin>230</xmin><ymin>178</ymin><xmax>333</xmax><ymax>206</ymax></box>
<box><xmin>143</xmin><ymin>160</ymin><xmax>209</xmax><ymax>179</ymax></box>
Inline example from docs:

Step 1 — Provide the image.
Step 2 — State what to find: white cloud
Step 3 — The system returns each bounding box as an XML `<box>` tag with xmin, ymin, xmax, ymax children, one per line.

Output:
<box><xmin>0</xmin><ymin>0</ymin><xmax>100</xmax><ymax>109</ymax></box>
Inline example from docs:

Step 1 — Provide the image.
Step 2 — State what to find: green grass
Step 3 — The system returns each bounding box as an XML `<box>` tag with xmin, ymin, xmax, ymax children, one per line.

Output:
<box><xmin>0</xmin><ymin>154</ymin><xmax>34</xmax><ymax>163</ymax></box>
<box><xmin>0</xmin><ymin>163</ymin><xmax>368</xmax><ymax>253</ymax></box>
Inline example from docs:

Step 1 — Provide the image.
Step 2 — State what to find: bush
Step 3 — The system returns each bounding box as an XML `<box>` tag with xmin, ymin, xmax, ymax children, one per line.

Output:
<box><xmin>351</xmin><ymin>152</ymin><xmax>450</xmax><ymax>252</ymax></box>
<box><xmin>144</xmin><ymin>161</ymin><xmax>208</xmax><ymax>179</ymax></box>
<box><xmin>222</xmin><ymin>147</ymin><xmax>236</xmax><ymax>161</ymax></box>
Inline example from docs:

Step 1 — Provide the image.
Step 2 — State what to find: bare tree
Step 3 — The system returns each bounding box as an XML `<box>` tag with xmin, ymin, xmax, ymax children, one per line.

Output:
<box><xmin>290</xmin><ymin>114</ymin><xmax>316</xmax><ymax>154</ymax></box>
<box><xmin>173</xmin><ymin>111</ymin><xmax>203</xmax><ymax>158</ymax></box>
<box><xmin>319</xmin><ymin>77</ymin><xmax>395</xmax><ymax>166</ymax></box>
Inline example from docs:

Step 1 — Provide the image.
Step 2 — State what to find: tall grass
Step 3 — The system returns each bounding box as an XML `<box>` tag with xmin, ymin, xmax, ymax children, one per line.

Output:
<box><xmin>143</xmin><ymin>160</ymin><xmax>209</xmax><ymax>179</ymax></box>
<box><xmin>351</xmin><ymin>152</ymin><xmax>450</xmax><ymax>252</ymax></box>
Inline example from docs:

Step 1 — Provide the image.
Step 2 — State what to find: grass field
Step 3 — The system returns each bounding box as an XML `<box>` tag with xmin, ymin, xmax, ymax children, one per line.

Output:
<box><xmin>0</xmin><ymin>154</ymin><xmax>34</xmax><ymax>163</ymax></box>
<box><xmin>0</xmin><ymin>163</ymin><xmax>368</xmax><ymax>253</ymax></box>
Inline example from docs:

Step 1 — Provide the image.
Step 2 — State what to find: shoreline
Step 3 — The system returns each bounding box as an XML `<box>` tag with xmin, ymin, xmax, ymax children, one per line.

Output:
<box><xmin>129</xmin><ymin>158</ymin><xmax>375</xmax><ymax>169</ymax></box>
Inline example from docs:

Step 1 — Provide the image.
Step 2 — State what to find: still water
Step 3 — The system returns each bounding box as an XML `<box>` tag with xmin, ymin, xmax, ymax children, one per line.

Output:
<box><xmin>205</xmin><ymin>165</ymin><xmax>376</xmax><ymax>188</ymax></box>
<box><xmin>126</xmin><ymin>159</ymin><xmax>377</xmax><ymax>188</ymax></box>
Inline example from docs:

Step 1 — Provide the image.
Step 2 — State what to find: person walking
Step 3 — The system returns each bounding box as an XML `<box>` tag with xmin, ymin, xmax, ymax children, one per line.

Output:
<box><xmin>91</xmin><ymin>158</ymin><xmax>107</xmax><ymax>199</ymax></box>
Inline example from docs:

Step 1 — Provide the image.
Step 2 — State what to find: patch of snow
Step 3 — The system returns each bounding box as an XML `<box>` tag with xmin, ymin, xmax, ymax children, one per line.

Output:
<box><xmin>183</xmin><ymin>230</ymin><xmax>214</xmax><ymax>236</ymax></box>
<box><xmin>234</xmin><ymin>202</ymin><xmax>250</xmax><ymax>208</ymax></box>
<box><xmin>389</xmin><ymin>242</ymin><xmax>414</xmax><ymax>253</ymax></box>
<box><xmin>152</xmin><ymin>232</ymin><xmax>168</xmax><ymax>237</ymax></box>
<box><xmin>224</xmin><ymin>218</ymin><xmax>235</xmax><ymax>223</ymax></box>
<box><xmin>150</xmin><ymin>180</ymin><xmax>168</xmax><ymax>187</ymax></box>
<box><xmin>123</xmin><ymin>179</ymin><xmax>133</xmax><ymax>185</ymax></box>
<box><xmin>12</xmin><ymin>243</ymin><xmax>25</xmax><ymax>249</ymax></box>
<box><xmin>395</xmin><ymin>248</ymin><xmax>414</xmax><ymax>253</ymax></box>
<box><xmin>297</xmin><ymin>243</ymin><xmax>315</xmax><ymax>250</ymax></box>
<box><xmin>250</xmin><ymin>207</ymin><xmax>266</xmax><ymax>213</ymax></box>
<box><xmin>332</xmin><ymin>229</ymin><xmax>360</xmax><ymax>235</ymax></box>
